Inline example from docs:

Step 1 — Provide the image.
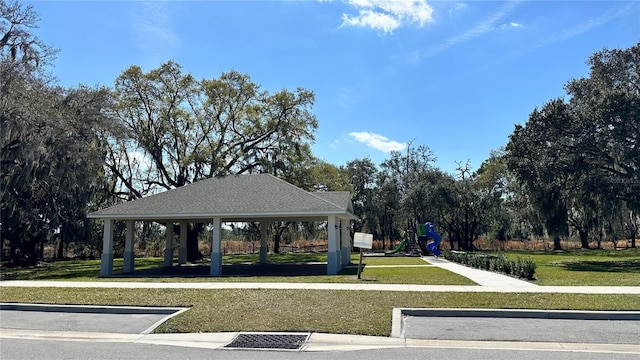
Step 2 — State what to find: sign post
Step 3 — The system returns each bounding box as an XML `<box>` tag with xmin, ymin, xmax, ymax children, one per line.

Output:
<box><xmin>353</xmin><ymin>232</ymin><xmax>373</xmax><ymax>279</ymax></box>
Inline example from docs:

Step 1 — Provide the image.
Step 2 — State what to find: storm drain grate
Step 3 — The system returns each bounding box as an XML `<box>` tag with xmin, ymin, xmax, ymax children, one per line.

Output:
<box><xmin>225</xmin><ymin>333</ymin><xmax>309</xmax><ymax>350</ymax></box>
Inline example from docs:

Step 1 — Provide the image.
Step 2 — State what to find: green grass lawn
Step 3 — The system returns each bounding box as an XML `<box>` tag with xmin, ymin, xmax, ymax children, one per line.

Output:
<box><xmin>358</xmin><ymin>255</ymin><xmax>431</xmax><ymax>265</ymax></box>
<box><xmin>3</xmin><ymin>249</ymin><xmax>639</xmax><ymax>285</ymax></box>
<box><xmin>0</xmin><ymin>253</ymin><xmax>474</xmax><ymax>285</ymax></box>
<box><xmin>491</xmin><ymin>249</ymin><xmax>640</xmax><ymax>286</ymax></box>
<box><xmin>2</xmin><ymin>250</ymin><xmax>639</xmax><ymax>337</ymax></box>
<box><xmin>2</xmin><ymin>287</ymin><xmax>638</xmax><ymax>337</ymax></box>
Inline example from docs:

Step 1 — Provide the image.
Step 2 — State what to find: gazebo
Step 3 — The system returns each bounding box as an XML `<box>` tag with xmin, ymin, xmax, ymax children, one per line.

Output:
<box><xmin>87</xmin><ymin>174</ymin><xmax>356</xmax><ymax>277</ymax></box>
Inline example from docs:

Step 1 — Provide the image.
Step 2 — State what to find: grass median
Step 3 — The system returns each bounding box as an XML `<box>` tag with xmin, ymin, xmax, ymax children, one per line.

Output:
<box><xmin>2</xmin><ymin>287</ymin><xmax>639</xmax><ymax>336</ymax></box>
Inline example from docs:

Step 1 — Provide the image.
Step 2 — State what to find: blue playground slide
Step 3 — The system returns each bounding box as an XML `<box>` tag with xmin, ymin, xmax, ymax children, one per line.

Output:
<box><xmin>418</xmin><ymin>222</ymin><xmax>442</xmax><ymax>256</ymax></box>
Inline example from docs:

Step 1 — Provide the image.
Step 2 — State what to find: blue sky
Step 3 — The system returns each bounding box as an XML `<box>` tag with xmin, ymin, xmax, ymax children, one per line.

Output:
<box><xmin>29</xmin><ymin>0</ymin><xmax>639</xmax><ymax>174</ymax></box>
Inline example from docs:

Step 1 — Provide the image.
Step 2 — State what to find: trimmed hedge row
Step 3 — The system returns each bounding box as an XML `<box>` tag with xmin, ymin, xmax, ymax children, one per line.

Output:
<box><xmin>443</xmin><ymin>251</ymin><xmax>536</xmax><ymax>280</ymax></box>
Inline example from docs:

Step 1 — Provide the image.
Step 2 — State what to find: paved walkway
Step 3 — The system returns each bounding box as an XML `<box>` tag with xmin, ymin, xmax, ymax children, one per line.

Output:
<box><xmin>421</xmin><ymin>256</ymin><xmax>540</xmax><ymax>288</ymax></box>
<box><xmin>1</xmin><ymin>257</ymin><xmax>638</xmax><ymax>294</ymax></box>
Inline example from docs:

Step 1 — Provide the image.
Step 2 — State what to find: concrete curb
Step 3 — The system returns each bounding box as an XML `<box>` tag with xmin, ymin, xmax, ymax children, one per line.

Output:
<box><xmin>0</xmin><ymin>302</ymin><xmax>188</xmax><ymax>315</ymax></box>
<box><xmin>400</xmin><ymin>308</ymin><xmax>640</xmax><ymax>320</ymax></box>
<box><xmin>391</xmin><ymin>308</ymin><xmax>640</xmax><ymax>338</ymax></box>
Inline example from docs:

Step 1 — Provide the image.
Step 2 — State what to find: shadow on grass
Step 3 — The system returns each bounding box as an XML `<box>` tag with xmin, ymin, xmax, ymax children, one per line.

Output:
<box><xmin>0</xmin><ymin>258</ymin><xmax>166</xmax><ymax>281</ymax></box>
<box><xmin>1</xmin><ymin>255</ymin><xmax>338</xmax><ymax>280</ymax></box>
<box><xmin>112</xmin><ymin>261</ymin><xmax>360</xmax><ymax>279</ymax></box>
<box><xmin>225</xmin><ymin>253</ymin><xmax>327</xmax><ymax>265</ymax></box>
<box><xmin>559</xmin><ymin>260</ymin><xmax>640</xmax><ymax>273</ymax></box>
<box><xmin>1</xmin><ymin>261</ymin><xmax>101</xmax><ymax>280</ymax></box>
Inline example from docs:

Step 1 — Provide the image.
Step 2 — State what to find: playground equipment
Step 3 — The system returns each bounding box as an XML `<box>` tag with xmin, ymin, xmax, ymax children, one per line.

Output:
<box><xmin>385</xmin><ymin>230</ymin><xmax>421</xmax><ymax>256</ymax></box>
<box><xmin>417</xmin><ymin>222</ymin><xmax>442</xmax><ymax>256</ymax></box>
<box><xmin>385</xmin><ymin>222</ymin><xmax>443</xmax><ymax>256</ymax></box>
<box><xmin>385</xmin><ymin>238</ymin><xmax>408</xmax><ymax>254</ymax></box>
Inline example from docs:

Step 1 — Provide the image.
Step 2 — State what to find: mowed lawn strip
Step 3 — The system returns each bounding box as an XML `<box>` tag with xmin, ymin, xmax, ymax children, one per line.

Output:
<box><xmin>0</xmin><ymin>254</ymin><xmax>475</xmax><ymax>285</ymax></box>
<box><xmin>1</xmin><ymin>287</ymin><xmax>638</xmax><ymax>336</ymax></box>
<box><xmin>491</xmin><ymin>249</ymin><xmax>640</xmax><ymax>286</ymax></box>
<box><xmin>358</xmin><ymin>267</ymin><xmax>475</xmax><ymax>285</ymax></box>
<box><xmin>357</xmin><ymin>255</ymin><xmax>432</xmax><ymax>265</ymax></box>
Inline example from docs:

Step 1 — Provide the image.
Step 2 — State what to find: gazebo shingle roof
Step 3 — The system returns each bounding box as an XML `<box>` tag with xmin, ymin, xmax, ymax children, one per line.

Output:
<box><xmin>87</xmin><ymin>174</ymin><xmax>355</xmax><ymax>222</ymax></box>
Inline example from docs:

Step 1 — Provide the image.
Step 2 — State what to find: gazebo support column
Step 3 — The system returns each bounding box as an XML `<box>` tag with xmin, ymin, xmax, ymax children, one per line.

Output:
<box><xmin>260</xmin><ymin>221</ymin><xmax>268</xmax><ymax>264</ymax></box>
<box><xmin>123</xmin><ymin>220</ymin><xmax>135</xmax><ymax>273</ymax></box>
<box><xmin>178</xmin><ymin>221</ymin><xmax>187</xmax><ymax>265</ymax></box>
<box><xmin>340</xmin><ymin>218</ymin><xmax>351</xmax><ymax>266</ymax></box>
<box><xmin>210</xmin><ymin>217</ymin><xmax>222</xmax><ymax>276</ymax></box>
<box><xmin>164</xmin><ymin>222</ymin><xmax>174</xmax><ymax>268</ymax></box>
<box><xmin>327</xmin><ymin>216</ymin><xmax>341</xmax><ymax>275</ymax></box>
<box><xmin>100</xmin><ymin>219</ymin><xmax>114</xmax><ymax>277</ymax></box>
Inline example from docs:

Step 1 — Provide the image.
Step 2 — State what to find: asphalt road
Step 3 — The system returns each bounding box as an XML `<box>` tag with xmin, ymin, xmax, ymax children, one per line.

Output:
<box><xmin>1</xmin><ymin>306</ymin><xmax>639</xmax><ymax>359</ymax></box>
<box><xmin>3</xmin><ymin>338</ymin><xmax>640</xmax><ymax>360</ymax></box>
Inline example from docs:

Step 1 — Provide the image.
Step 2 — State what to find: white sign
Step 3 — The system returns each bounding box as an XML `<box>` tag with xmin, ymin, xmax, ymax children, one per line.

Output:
<box><xmin>353</xmin><ymin>232</ymin><xmax>373</xmax><ymax>249</ymax></box>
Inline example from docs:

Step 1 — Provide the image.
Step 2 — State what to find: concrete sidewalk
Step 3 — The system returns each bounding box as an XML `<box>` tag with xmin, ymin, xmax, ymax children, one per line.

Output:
<box><xmin>421</xmin><ymin>256</ymin><xmax>540</xmax><ymax>288</ymax></box>
<box><xmin>1</xmin><ymin>282</ymin><xmax>638</xmax><ymax>294</ymax></box>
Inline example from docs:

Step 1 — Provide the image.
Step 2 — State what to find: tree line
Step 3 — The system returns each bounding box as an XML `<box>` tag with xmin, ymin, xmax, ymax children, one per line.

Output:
<box><xmin>1</xmin><ymin>1</ymin><xmax>637</xmax><ymax>265</ymax></box>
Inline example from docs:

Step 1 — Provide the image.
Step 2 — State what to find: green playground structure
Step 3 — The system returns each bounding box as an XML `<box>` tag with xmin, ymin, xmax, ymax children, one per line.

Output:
<box><xmin>385</xmin><ymin>239</ymin><xmax>408</xmax><ymax>254</ymax></box>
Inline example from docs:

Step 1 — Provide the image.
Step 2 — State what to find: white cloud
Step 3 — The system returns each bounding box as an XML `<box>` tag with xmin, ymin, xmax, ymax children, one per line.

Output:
<box><xmin>501</xmin><ymin>22</ymin><xmax>523</xmax><ymax>30</ymax></box>
<box><xmin>349</xmin><ymin>131</ymin><xmax>407</xmax><ymax>152</ymax></box>
<box><xmin>449</xmin><ymin>3</ymin><xmax>468</xmax><ymax>17</ymax></box>
<box><xmin>342</xmin><ymin>9</ymin><xmax>400</xmax><ymax>33</ymax></box>
<box><xmin>339</xmin><ymin>0</ymin><xmax>435</xmax><ymax>34</ymax></box>
<box><xmin>417</xmin><ymin>1</ymin><xmax>521</xmax><ymax>59</ymax></box>
<box><xmin>534</xmin><ymin>1</ymin><xmax>637</xmax><ymax>50</ymax></box>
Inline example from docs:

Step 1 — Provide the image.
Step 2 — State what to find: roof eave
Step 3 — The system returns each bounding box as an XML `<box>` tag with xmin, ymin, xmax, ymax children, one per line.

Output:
<box><xmin>86</xmin><ymin>210</ymin><xmax>357</xmax><ymax>222</ymax></box>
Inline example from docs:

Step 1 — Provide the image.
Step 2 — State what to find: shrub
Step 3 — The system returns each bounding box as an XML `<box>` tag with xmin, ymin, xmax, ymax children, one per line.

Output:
<box><xmin>499</xmin><ymin>255</ymin><xmax>513</xmax><ymax>275</ymax></box>
<box><xmin>443</xmin><ymin>251</ymin><xmax>535</xmax><ymax>280</ymax></box>
<box><xmin>513</xmin><ymin>257</ymin><xmax>536</xmax><ymax>280</ymax></box>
